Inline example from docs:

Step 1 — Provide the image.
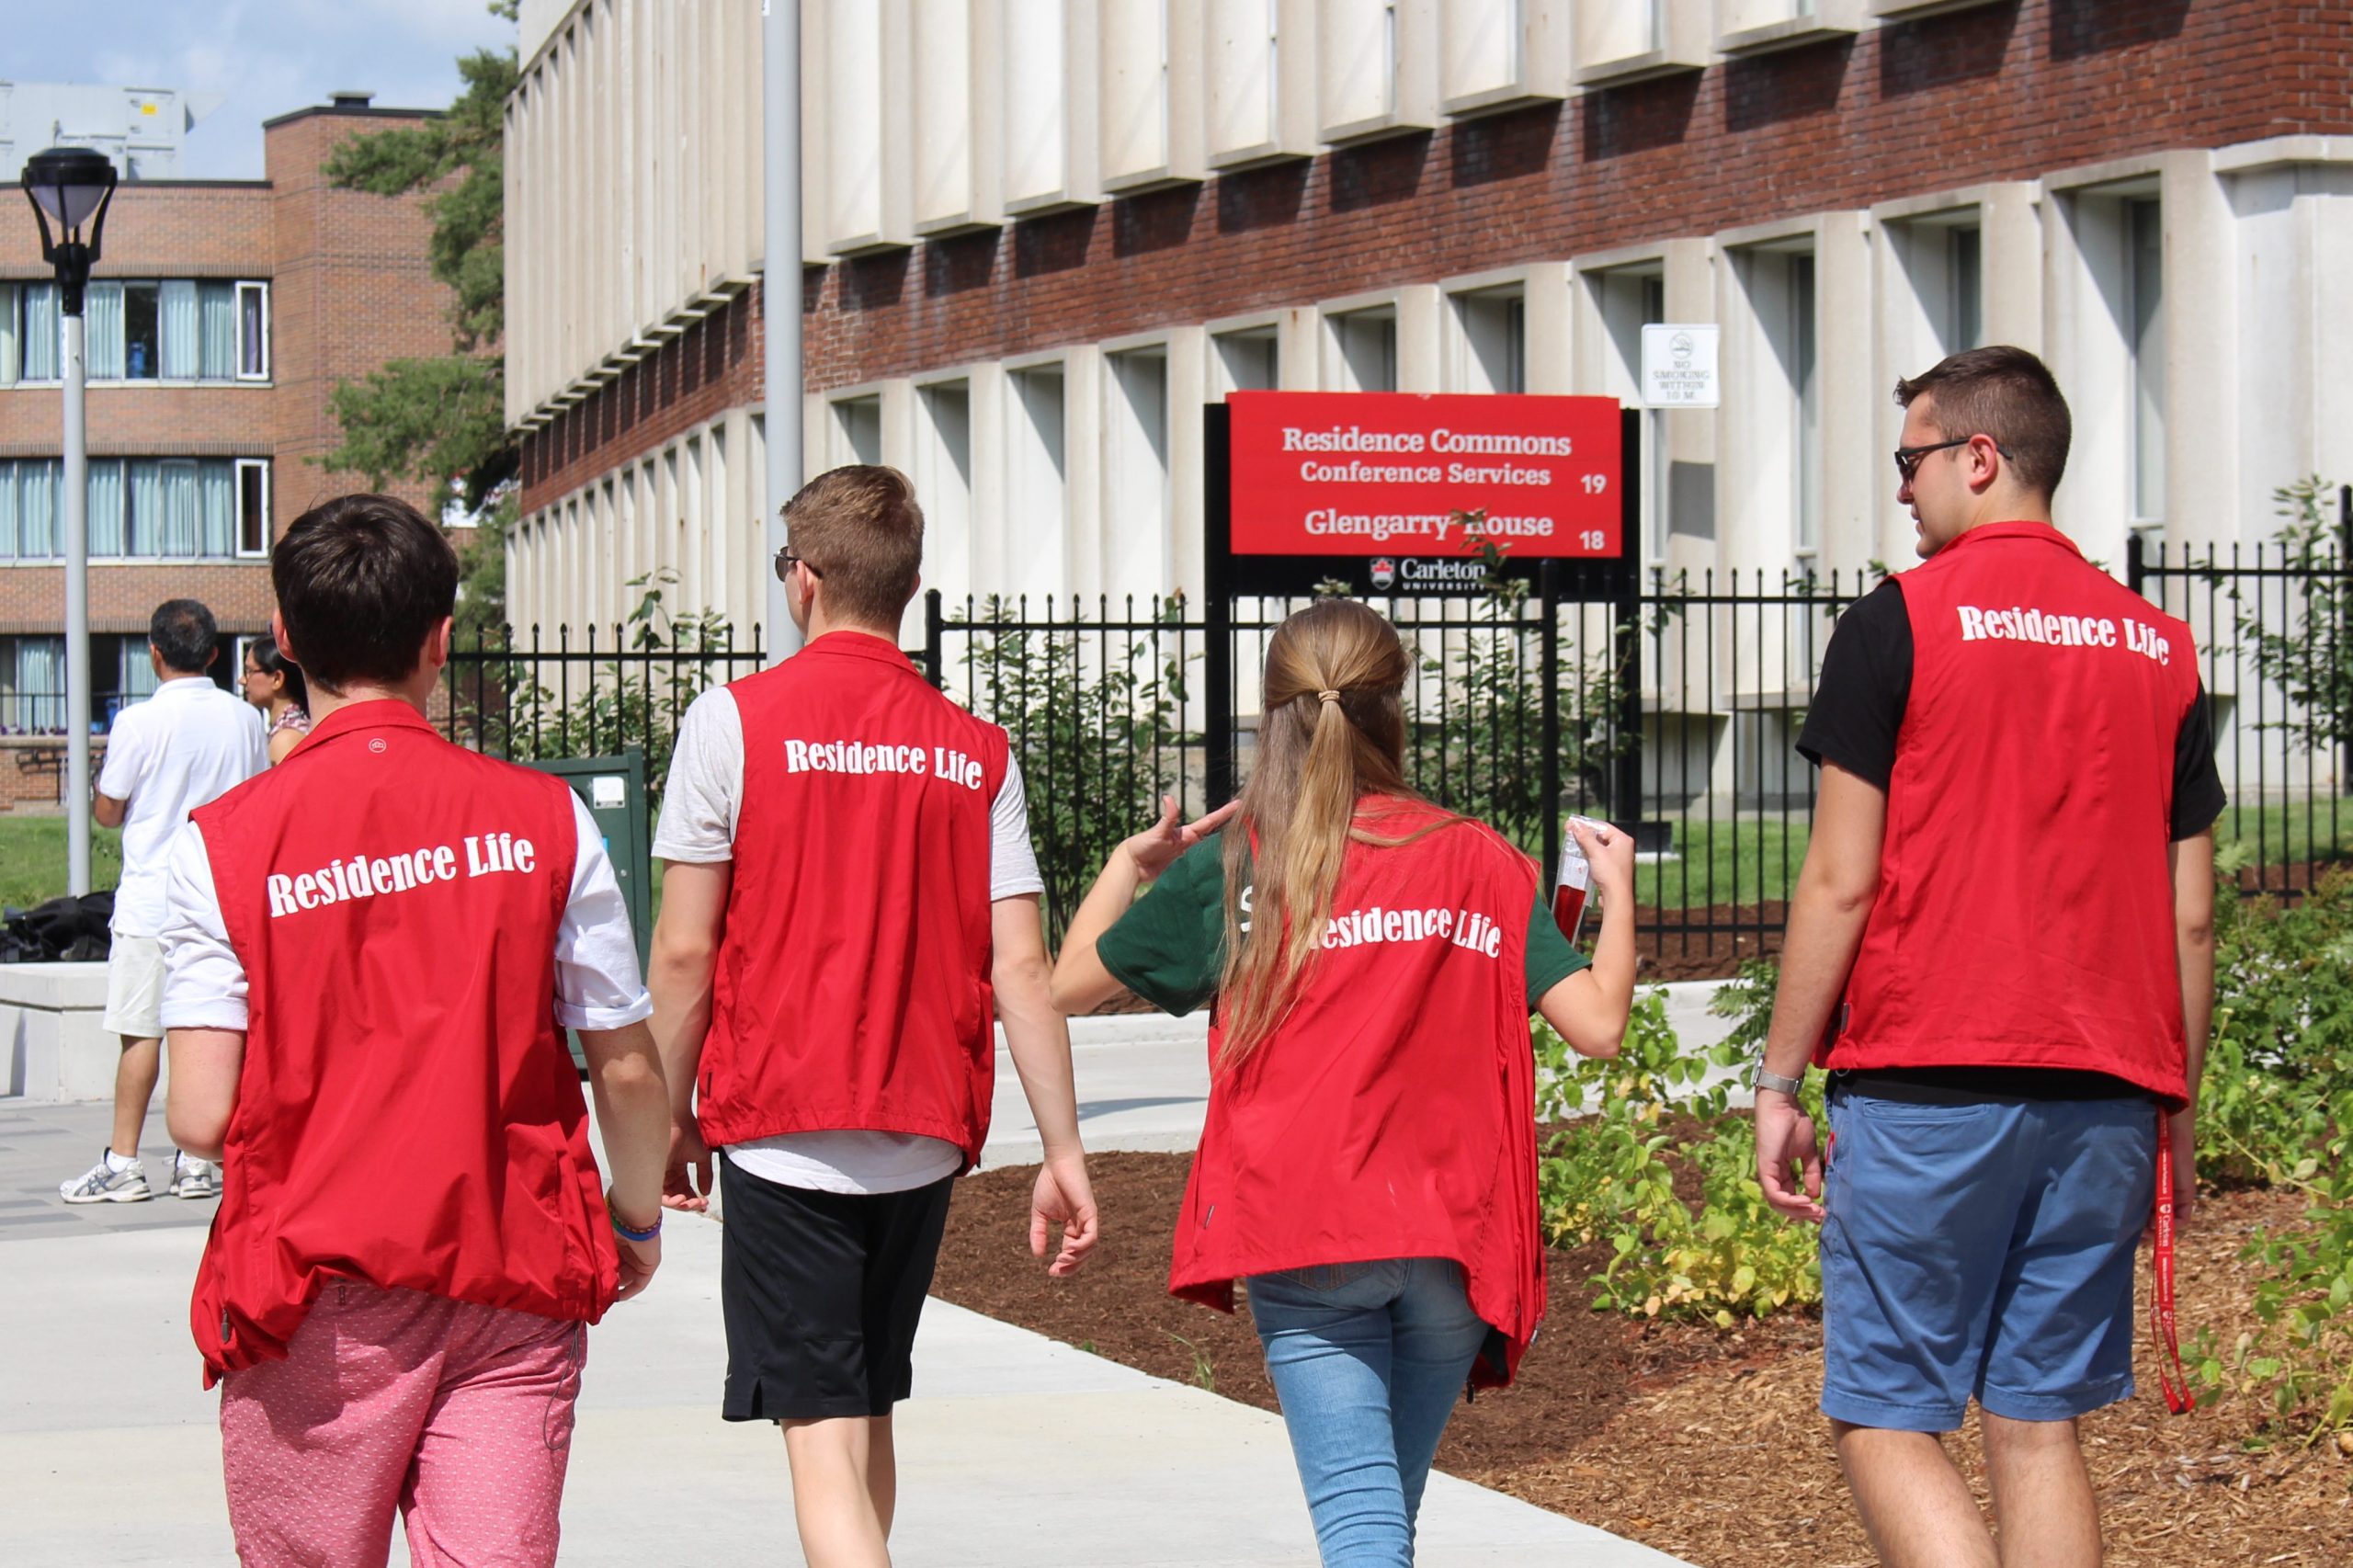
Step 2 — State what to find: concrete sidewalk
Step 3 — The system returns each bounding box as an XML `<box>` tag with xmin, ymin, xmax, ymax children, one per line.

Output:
<box><xmin>0</xmin><ymin>1160</ymin><xmax>1687</xmax><ymax>1566</ymax></box>
<box><xmin>1</xmin><ymin>991</ymin><xmax>1732</xmax><ymax>1565</ymax></box>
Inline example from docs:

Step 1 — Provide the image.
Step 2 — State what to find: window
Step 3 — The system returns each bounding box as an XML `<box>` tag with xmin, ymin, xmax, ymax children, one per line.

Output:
<box><xmin>123</xmin><ymin>283</ymin><xmax>161</xmax><ymax>380</ymax></box>
<box><xmin>236</xmin><ymin>460</ymin><xmax>270</xmax><ymax>557</ymax></box>
<box><xmin>1735</xmin><ymin>243</ymin><xmax>1820</xmax><ymax>563</ymax></box>
<box><xmin>80</xmin><ymin>278</ymin><xmax>269</xmax><ymax>382</ymax></box>
<box><xmin>833</xmin><ymin>396</ymin><xmax>882</xmax><ymax>466</ymax></box>
<box><xmin>1330</xmin><ymin>306</ymin><xmax>1399</xmax><ymax>392</ymax></box>
<box><xmin>12</xmin><ymin>636</ymin><xmax>63</xmax><ymax>733</ymax></box>
<box><xmin>1007</xmin><ymin>366</ymin><xmax>1068</xmax><ymax>596</ymax></box>
<box><xmin>1793</xmin><ymin>253</ymin><xmax>1821</xmax><ymax>556</ymax></box>
<box><xmin>2129</xmin><ymin>198</ymin><xmax>2165</xmax><ymax>523</ymax></box>
<box><xmin>1213</xmin><ymin>326</ymin><xmax>1279</xmax><ymax>392</ymax></box>
<box><xmin>237</xmin><ymin>283</ymin><xmax>269</xmax><ymax>379</ymax></box>
<box><xmin>1452</xmin><ymin>287</ymin><xmax>1525</xmax><ymax>394</ymax></box>
<box><xmin>0</xmin><ymin>458</ymin><xmax>267</xmax><ymax>562</ymax></box>
<box><xmin>10</xmin><ymin>283</ymin><xmax>60</xmax><ymax>381</ymax></box>
<box><xmin>1591</xmin><ymin>266</ymin><xmax>1671</xmax><ymax>562</ymax></box>
<box><xmin>917</xmin><ymin>381</ymin><xmax>974</xmax><ymax>601</ymax></box>
<box><xmin>1106</xmin><ymin>347</ymin><xmax>1173</xmax><ymax>595</ymax></box>
<box><xmin>1949</xmin><ymin>225</ymin><xmax>1982</xmax><ymax>354</ymax></box>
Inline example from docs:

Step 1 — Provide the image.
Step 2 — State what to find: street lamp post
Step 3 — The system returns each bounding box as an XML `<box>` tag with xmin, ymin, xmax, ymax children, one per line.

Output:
<box><xmin>763</xmin><ymin>0</ymin><xmax>804</xmax><ymax>657</ymax></box>
<box><xmin>21</xmin><ymin>148</ymin><xmax>118</xmax><ymax>897</ymax></box>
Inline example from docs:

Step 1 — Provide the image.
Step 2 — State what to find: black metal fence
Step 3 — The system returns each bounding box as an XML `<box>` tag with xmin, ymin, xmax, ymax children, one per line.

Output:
<box><xmin>434</xmin><ymin>501</ymin><xmax>2353</xmax><ymax>971</ymax></box>
<box><xmin>2130</xmin><ymin>484</ymin><xmax>2353</xmax><ymax>905</ymax></box>
<box><xmin>437</xmin><ymin>619</ymin><xmax>766</xmax><ymax>768</ymax></box>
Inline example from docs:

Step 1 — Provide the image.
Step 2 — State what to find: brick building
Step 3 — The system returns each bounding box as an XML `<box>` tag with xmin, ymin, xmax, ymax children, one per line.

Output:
<box><xmin>0</xmin><ymin>92</ymin><xmax>454</xmax><ymax>801</ymax></box>
<box><xmin>505</xmin><ymin>0</ymin><xmax>2353</xmax><ymax>655</ymax></box>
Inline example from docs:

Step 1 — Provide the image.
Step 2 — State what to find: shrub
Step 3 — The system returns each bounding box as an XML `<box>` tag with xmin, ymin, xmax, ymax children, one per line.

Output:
<box><xmin>2192</xmin><ymin>851</ymin><xmax>2353</xmax><ymax>1436</ymax></box>
<box><xmin>1536</xmin><ymin>987</ymin><xmax>1821</xmax><ymax>1326</ymax></box>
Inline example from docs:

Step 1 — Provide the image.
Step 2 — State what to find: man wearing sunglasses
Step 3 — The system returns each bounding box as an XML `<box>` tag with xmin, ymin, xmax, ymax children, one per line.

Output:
<box><xmin>1754</xmin><ymin>347</ymin><xmax>2222</xmax><ymax>1566</ymax></box>
<box><xmin>647</xmin><ymin>464</ymin><xmax>1097</xmax><ymax>1568</ymax></box>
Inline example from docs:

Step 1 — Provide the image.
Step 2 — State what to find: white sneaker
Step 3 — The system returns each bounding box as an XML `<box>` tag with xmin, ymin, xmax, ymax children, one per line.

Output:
<box><xmin>60</xmin><ymin>1151</ymin><xmax>152</xmax><ymax>1204</ymax></box>
<box><xmin>169</xmin><ymin>1153</ymin><xmax>221</xmax><ymax>1201</ymax></box>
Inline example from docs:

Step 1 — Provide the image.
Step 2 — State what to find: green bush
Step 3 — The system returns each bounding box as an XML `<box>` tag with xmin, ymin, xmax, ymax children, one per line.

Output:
<box><xmin>954</xmin><ymin>595</ymin><xmax>1195</xmax><ymax>941</ymax></box>
<box><xmin>2191</xmin><ymin>850</ymin><xmax>2353</xmax><ymax>1436</ymax></box>
<box><xmin>1536</xmin><ymin>987</ymin><xmax>1820</xmax><ymax>1326</ymax></box>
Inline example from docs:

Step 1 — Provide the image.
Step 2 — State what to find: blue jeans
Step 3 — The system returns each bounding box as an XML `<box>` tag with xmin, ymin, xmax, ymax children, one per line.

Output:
<box><xmin>1246</xmin><ymin>1258</ymin><xmax>1491</xmax><ymax>1567</ymax></box>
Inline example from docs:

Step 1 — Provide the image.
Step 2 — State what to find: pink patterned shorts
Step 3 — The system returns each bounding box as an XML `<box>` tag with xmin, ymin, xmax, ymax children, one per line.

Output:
<box><xmin>218</xmin><ymin>1281</ymin><xmax>586</xmax><ymax>1567</ymax></box>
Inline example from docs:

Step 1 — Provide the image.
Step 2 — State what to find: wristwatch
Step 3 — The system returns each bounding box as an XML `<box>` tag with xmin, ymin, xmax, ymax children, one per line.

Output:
<box><xmin>1750</xmin><ymin>1064</ymin><xmax>1805</xmax><ymax>1097</ymax></box>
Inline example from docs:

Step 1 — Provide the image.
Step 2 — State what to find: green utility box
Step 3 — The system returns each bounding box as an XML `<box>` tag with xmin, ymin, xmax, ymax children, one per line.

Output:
<box><xmin>529</xmin><ymin>748</ymin><xmax>653</xmax><ymax>1070</ymax></box>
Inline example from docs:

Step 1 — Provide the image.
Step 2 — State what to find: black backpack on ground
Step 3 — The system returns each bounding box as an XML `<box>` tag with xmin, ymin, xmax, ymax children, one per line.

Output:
<box><xmin>1</xmin><ymin>891</ymin><xmax>114</xmax><ymax>962</ymax></box>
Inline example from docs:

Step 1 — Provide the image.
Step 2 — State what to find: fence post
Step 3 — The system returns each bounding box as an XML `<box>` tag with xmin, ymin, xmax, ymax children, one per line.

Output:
<box><xmin>924</xmin><ymin>588</ymin><xmax>945</xmax><ymax>689</ymax></box>
<box><xmin>1539</xmin><ymin>561</ymin><xmax>1562</xmax><ymax>887</ymax></box>
<box><xmin>1204</xmin><ymin>404</ymin><xmax>1236</xmax><ymax>807</ymax></box>
<box><xmin>1612</xmin><ymin>574</ymin><xmax>1643</xmax><ymax>832</ymax></box>
<box><xmin>1611</xmin><ymin>409</ymin><xmax>1643</xmax><ymax>834</ymax></box>
<box><xmin>2126</xmin><ymin>528</ymin><xmax>2146</xmax><ymax>598</ymax></box>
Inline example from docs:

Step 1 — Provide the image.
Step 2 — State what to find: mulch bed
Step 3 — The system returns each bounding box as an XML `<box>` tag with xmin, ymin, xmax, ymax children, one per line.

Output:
<box><xmin>1633</xmin><ymin>902</ymin><xmax>1789</xmax><ymax>983</ymax></box>
<box><xmin>932</xmin><ymin>1153</ymin><xmax>2353</xmax><ymax>1567</ymax></box>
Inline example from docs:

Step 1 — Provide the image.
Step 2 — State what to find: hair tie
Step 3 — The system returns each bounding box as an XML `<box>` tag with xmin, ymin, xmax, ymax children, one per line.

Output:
<box><xmin>1316</xmin><ymin>689</ymin><xmax>1341</xmax><ymax>705</ymax></box>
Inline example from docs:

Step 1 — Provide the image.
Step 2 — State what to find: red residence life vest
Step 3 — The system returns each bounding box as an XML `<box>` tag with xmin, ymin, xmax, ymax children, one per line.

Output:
<box><xmin>1172</xmin><ymin>801</ymin><xmax>1546</xmax><ymax>1388</ymax></box>
<box><xmin>189</xmin><ymin>701</ymin><xmax>607</xmax><ymax>1385</ymax></box>
<box><xmin>1825</xmin><ymin>521</ymin><xmax>2203</xmax><ymax>1104</ymax></box>
<box><xmin>696</xmin><ymin>631</ymin><xmax>1010</xmax><ymax>1165</ymax></box>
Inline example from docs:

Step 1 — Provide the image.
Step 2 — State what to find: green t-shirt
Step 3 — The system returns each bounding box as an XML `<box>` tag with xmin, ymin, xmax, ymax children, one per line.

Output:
<box><xmin>1095</xmin><ymin>836</ymin><xmax>1589</xmax><ymax>1017</ymax></box>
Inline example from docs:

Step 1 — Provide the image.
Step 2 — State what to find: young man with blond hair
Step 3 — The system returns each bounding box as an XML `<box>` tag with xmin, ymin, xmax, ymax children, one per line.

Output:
<box><xmin>651</xmin><ymin>464</ymin><xmax>1097</xmax><ymax>1567</ymax></box>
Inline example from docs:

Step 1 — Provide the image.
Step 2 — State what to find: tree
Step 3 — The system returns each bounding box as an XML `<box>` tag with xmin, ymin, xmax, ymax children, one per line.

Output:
<box><xmin>316</xmin><ymin>1</ymin><xmax>518</xmax><ymax>632</ymax></box>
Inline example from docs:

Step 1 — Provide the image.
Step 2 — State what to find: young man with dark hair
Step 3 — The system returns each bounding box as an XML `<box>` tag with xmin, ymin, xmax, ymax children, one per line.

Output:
<box><xmin>62</xmin><ymin>597</ymin><xmax>263</xmax><ymax>1204</ymax></box>
<box><xmin>651</xmin><ymin>464</ymin><xmax>1098</xmax><ymax>1568</ymax></box>
<box><xmin>159</xmin><ymin>494</ymin><xmax>673</xmax><ymax>1566</ymax></box>
<box><xmin>1755</xmin><ymin>347</ymin><xmax>2223</xmax><ymax>1565</ymax></box>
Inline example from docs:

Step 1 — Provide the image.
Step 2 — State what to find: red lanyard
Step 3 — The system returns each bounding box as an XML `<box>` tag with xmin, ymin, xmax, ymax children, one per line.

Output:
<box><xmin>2149</xmin><ymin>1109</ymin><xmax>2196</xmax><ymax>1415</ymax></box>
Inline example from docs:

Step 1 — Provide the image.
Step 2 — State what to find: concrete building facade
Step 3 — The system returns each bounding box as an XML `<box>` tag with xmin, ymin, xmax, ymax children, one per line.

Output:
<box><xmin>506</xmin><ymin>0</ymin><xmax>2353</xmax><ymax>651</ymax></box>
<box><xmin>0</xmin><ymin>95</ymin><xmax>455</xmax><ymax>802</ymax></box>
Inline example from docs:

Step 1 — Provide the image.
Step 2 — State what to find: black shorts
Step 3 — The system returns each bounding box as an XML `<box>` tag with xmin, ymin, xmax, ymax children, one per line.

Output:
<box><xmin>719</xmin><ymin>1158</ymin><xmax>955</xmax><ymax>1422</ymax></box>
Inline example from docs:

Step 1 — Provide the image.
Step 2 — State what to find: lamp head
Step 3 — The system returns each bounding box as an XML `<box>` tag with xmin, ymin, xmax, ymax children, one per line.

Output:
<box><xmin>21</xmin><ymin>147</ymin><xmax>119</xmax><ymax>315</ymax></box>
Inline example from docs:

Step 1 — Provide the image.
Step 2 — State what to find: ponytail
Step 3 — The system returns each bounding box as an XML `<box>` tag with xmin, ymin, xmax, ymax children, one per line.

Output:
<box><xmin>1215</xmin><ymin>601</ymin><xmax>1458</xmax><ymax>1069</ymax></box>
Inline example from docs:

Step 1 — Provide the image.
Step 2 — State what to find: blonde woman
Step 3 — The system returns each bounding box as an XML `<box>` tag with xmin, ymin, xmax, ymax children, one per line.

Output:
<box><xmin>1053</xmin><ymin>598</ymin><xmax>1636</xmax><ymax>1567</ymax></box>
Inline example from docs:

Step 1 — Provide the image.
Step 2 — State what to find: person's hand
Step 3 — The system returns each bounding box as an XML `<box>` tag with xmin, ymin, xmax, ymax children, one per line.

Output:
<box><xmin>663</xmin><ymin>1116</ymin><xmax>710</xmax><ymax>1212</ymax></box>
<box><xmin>1571</xmin><ymin>817</ymin><xmax>1637</xmax><ymax>906</ymax></box>
<box><xmin>2160</xmin><ymin>1106</ymin><xmax>2196</xmax><ymax>1233</ymax></box>
<box><xmin>613</xmin><ymin>1232</ymin><xmax>662</xmax><ymax>1301</ymax></box>
<box><xmin>1120</xmin><ymin>795</ymin><xmax>1240</xmax><ymax>883</ymax></box>
<box><xmin>1029</xmin><ymin>1151</ymin><xmax>1099</xmax><ymax>1277</ymax></box>
<box><xmin>1756</xmin><ymin>1089</ymin><xmax>1824</xmax><ymax>1222</ymax></box>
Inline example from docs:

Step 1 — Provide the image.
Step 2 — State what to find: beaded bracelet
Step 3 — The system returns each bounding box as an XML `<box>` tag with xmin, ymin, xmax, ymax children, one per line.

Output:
<box><xmin>607</xmin><ymin>1192</ymin><xmax>662</xmax><ymax>1244</ymax></box>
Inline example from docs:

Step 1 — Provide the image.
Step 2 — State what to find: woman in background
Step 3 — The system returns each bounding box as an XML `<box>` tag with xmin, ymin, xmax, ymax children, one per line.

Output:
<box><xmin>1051</xmin><ymin>598</ymin><xmax>1637</xmax><ymax>1567</ymax></box>
<box><xmin>239</xmin><ymin>634</ymin><xmax>309</xmax><ymax>766</ymax></box>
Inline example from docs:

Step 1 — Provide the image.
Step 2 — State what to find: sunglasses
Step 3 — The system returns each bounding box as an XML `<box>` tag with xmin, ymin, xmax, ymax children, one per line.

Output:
<box><xmin>771</xmin><ymin>546</ymin><xmax>824</xmax><ymax>584</ymax></box>
<box><xmin>1893</xmin><ymin>436</ymin><xmax>2016</xmax><ymax>485</ymax></box>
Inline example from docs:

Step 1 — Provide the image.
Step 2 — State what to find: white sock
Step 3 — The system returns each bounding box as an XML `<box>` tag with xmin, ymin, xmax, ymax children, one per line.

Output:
<box><xmin>105</xmin><ymin>1149</ymin><xmax>137</xmax><ymax>1174</ymax></box>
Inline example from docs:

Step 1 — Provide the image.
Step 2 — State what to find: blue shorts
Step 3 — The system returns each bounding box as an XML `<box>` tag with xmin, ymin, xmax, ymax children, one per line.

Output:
<box><xmin>1819</xmin><ymin>1082</ymin><xmax>2157</xmax><ymax>1433</ymax></box>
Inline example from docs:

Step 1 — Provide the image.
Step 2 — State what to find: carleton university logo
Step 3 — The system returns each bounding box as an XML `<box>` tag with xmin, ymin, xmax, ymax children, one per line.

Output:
<box><xmin>1370</xmin><ymin>556</ymin><xmax>1397</xmax><ymax>590</ymax></box>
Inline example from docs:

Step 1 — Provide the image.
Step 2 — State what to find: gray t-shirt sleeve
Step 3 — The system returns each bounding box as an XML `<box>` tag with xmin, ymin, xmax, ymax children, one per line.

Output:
<box><xmin>652</xmin><ymin>688</ymin><xmax>741</xmax><ymax>863</ymax></box>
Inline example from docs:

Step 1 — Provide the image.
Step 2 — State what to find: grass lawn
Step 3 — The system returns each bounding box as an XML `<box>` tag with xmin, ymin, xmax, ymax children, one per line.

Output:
<box><xmin>0</xmin><ymin>816</ymin><xmax>121</xmax><ymax>910</ymax></box>
<box><xmin>2213</xmin><ymin>795</ymin><xmax>2353</xmax><ymax>866</ymax></box>
<box><xmin>1634</xmin><ymin>816</ymin><xmax>1813</xmax><ymax>910</ymax></box>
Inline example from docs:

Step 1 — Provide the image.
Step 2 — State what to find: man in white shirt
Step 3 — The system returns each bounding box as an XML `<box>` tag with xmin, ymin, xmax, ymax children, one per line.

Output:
<box><xmin>61</xmin><ymin>599</ymin><xmax>266</xmax><ymax>1204</ymax></box>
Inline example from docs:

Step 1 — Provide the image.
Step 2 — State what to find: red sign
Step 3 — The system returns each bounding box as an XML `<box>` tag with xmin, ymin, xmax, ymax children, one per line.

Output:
<box><xmin>1226</xmin><ymin>391</ymin><xmax>1623</xmax><ymax>559</ymax></box>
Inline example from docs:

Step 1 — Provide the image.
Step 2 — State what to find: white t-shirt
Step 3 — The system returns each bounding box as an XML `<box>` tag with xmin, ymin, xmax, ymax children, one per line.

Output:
<box><xmin>158</xmin><ymin>790</ymin><xmax>653</xmax><ymax>1034</ymax></box>
<box><xmin>98</xmin><ymin>676</ymin><xmax>268</xmax><ymax>937</ymax></box>
<box><xmin>653</xmin><ymin>686</ymin><xmax>1043</xmax><ymax>1195</ymax></box>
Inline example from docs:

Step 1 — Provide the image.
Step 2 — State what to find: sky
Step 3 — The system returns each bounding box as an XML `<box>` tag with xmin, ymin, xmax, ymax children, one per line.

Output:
<box><xmin>5</xmin><ymin>0</ymin><xmax>518</xmax><ymax>178</ymax></box>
